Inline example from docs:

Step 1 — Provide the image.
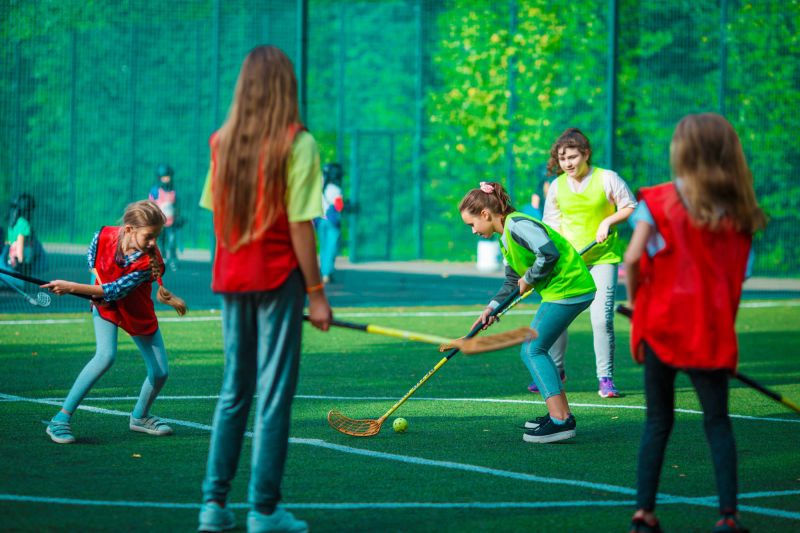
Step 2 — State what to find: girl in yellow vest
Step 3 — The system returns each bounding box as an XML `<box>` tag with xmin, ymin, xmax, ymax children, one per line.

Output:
<box><xmin>460</xmin><ymin>181</ymin><xmax>596</xmax><ymax>443</ymax></box>
<box><xmin>542</xmin><ymin>128</ymin><xmax>637</xmax><ymax>398</ymax></box>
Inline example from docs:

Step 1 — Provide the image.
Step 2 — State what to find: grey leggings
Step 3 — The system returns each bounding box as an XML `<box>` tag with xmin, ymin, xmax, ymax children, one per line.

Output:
<box><xmin>549</xmin><ymin>262</ymin><xmax>618</xmax><ymax>379</ymax></box>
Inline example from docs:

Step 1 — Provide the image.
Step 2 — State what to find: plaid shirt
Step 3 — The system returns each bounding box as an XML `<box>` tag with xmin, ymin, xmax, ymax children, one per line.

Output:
<box><xmin>87</xmin><ymin>230</ymin><xmax>152</xmax><ymax>301</ymax></box>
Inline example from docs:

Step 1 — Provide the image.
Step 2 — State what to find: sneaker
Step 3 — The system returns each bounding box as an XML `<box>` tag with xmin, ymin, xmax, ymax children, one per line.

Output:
<box><xmin>524</xmin><ymin>413</ymin><xmax>550</xmax><ymax>430</ymax></box>
<box><xmin>527</xmin><ymin>370</ymin><xmax>566</xmax><ymax>393</ymax></box>
<box><xmin>45</xmin><ymin>420</ymin><xmax>75</xmax><ymax>444</ymax></box>
<box><xmin>598</xmin><ymin>377</ymin><xmax>620</xmax><ymax>398</ymax></box>
<box><xmin>629</xmin><ymin>517</ymin><xmax>663</xmax><ymax>533</ymax></box>
<box><xmin>198</xmin><ymin>501</ymin><xmax>235</xmax><ymax>532</ymax></box>
<box><xmin>247</xmin><ymin>506</ymin><xmax>308</xmax><ymax>533</ymax></box>
<box><xmin>523</xmin><ymin>414</ymin><xmax>576</xmax><ymax>443</ymax></box>
<box><xmin>713</xmin><ymin>510</ymin><xmax>749</xmax><ymax>533</ymax></box>
<box><xmin>129</xmin><ymin>414</ymin><xmax>173</xmax><ymax>436</ymax></box>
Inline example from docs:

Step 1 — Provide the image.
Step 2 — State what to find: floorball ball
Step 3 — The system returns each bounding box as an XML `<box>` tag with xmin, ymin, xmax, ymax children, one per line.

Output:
<box><xmin>393</xmin><ymin>417</ymin><xmax>408</xmax><ymax>433</ymax></box>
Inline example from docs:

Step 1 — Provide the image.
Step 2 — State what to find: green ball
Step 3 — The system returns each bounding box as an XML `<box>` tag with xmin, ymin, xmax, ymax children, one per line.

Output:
<box><xmin>393</xmin><ymin>417</ymin><xmax>408</xmax><ymax>433</ymax></box>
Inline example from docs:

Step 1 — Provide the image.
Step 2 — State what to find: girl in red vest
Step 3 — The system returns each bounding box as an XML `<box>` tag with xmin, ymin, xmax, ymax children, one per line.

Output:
<box><xmin>197</xmin><ymin>45</ymin><xmax>331</xmax><ymax>533</ymax></box>
<box><xmin>624</xmin><ymin>113</ymin><xmax>767</xmax><ymax>533</ymax></box>
<box><xmin>43</xmin><ymin>200</ymin><xmax>186</xmax><ymax>445</ymax></box>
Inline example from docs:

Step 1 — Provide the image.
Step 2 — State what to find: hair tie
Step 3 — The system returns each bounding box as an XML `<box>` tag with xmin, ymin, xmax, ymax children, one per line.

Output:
<box><xmin>479</xmin><ymin>181</ymin><xmax>495</xmax><ymax>193</ymax></box>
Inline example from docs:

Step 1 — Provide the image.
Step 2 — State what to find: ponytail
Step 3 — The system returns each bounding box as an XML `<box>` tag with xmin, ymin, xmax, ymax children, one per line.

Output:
<box><xmin>149</xmin><ymin>252</ymin><xmax>187</xmax><ymax>316</ymax></box>
<box><xmin>458</xmin><ymin>181</ymin><xmax>516</xmax><ymax>217</ymax></box>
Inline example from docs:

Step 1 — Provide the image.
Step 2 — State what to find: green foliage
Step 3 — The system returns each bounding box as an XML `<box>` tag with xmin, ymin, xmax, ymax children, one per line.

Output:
<box><xmin>1</xmin><ymin>0</ymin><xmax>798</xmax><ymax>273</ymax></box>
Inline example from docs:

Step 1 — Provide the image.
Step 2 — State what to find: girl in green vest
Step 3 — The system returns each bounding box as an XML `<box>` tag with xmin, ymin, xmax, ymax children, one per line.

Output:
<box><xmin>460</xmin><ymin>181</ymin><xmax>596</xmax><ymax>443</ymax></box>
<box><xmin>542</xmin><ymin>128</ymin><xmax>636</xmax><ymax>398</ymax></box>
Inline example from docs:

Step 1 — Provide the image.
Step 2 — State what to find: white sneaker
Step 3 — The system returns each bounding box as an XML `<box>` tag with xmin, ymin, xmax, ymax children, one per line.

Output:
<box><xmin>247</xmin><ymin>506</ymin><xmax>308</xmax><ymax>533</ymax></box>
<box><xmin>46</xmin><ymin>420</ymin><xmax>76</xmax><ymax>444</ymax></box>
<box><xmin>129</xmin><ymin>414</ymin><xmax>173</xmax><ymax>436</ymax></box>
<box><xmin>198</xmin><ymin>501</ymin><xmax>235</xmax><ymax>532</ymax></box>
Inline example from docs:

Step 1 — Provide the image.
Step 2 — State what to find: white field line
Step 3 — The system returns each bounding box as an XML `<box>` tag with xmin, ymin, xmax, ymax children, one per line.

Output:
<box><xmin>2</xmin><ymin>391</ymin><xmax>800</xmax><ymax>520</ymax></box>
<box><xmin>5</xmin><ymin>393</ymin><xmax>798</xmax><ymax>425</ymax></box>
<box><xmin>1</xmin><ymin>299</ymin><xmax>798</xmax><ymax>326</ymax></box>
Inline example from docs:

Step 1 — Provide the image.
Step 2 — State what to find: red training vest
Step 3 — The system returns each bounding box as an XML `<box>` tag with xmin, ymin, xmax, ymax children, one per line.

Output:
<box><xmin>209</xmin><ymin>125</ymin><xmax>305</xmax><ymax>293</ymax></box>
<box><xmin>94</xmin><ymin>226</ymin><xmax>163</xmax><ymax>336</ymax></box>
<box><xmin>631</xmin><ymin>183</ymin><xmax>752</xmax><ymax>371</ymax></box>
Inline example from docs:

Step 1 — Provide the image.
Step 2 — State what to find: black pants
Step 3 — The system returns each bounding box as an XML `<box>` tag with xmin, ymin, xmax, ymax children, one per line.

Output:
<box><xmin>636</xmin><ymin>342</ymin><xmax>738</xmax><ymax>513</ymax></box>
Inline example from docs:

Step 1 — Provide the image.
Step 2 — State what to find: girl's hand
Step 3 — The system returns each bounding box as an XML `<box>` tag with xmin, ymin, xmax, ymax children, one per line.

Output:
<box><xmin>596</xmin><ymin>220</ymin><xmax>611</xmax><ymax>243</ymax></box>
<box><xmin>471</xmin><ymin>306</ymin><xmax>497</xmax><ymax>331</ymax></box>
<box><xmin>307</xmin><ymin>290</ymin><xmax>332</xmax><ymax>332</ymax></box>
<box><xmin>41</xmin><ymin>280</ymin><xmax>73</xmax><ymax>296</ymax></box>
<box><xmin>518</xmin><ymin>278</ymin><xmax>531</xmax><ymax>295</ymax></box>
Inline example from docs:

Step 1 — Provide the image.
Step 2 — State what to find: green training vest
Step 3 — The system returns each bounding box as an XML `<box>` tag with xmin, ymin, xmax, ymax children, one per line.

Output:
<box><xmin>500</xmin><ymin>213</ymin><xmax>596</xmax><ymax>302</ymax></box>
<box><xmin>556</xmin><ymin>167</ymin><xmax>623</xmax><ymax>265</ymax></box>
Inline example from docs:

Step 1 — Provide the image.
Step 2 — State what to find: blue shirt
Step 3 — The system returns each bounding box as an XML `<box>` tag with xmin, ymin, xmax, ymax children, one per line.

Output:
<box><xmin>87</xmin><ymin>230</ymin><xmax>152</xmax><ymax>301</ymax></box>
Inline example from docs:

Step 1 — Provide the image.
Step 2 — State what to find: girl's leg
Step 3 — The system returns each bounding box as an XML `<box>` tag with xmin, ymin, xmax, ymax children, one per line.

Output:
<box><xmin>687</xmin><ymin>368</ymin><xmax>738</xmax><ymax>513</ymax></box>
<box><xmin>635</xmin><ymin>343</ymin><xmax>677</xmax><ymax>514</ymax></box>
<box><xmin>318</xmin><ymin>219</ymin><xmax>335</xmax><ymax>279</ymax></box>
<box><xmin>522</xmin><ymin>299</ymin><xmax>591</xmax><ymax>419</ymax></box>
<box><xmin>130</xmin><ymin>328</ymin><xmax>169</xmax><ymax>419</ymax></box>
<box><xmin>53</xmin><ymin>309</ymin><xmax>119</xmax><ymax>422</ymax></box>
<box><xmin>588</xmin><ymin>263</ymin><xmax>617</xmax><ymax>380</ymax></box>
<box><xmin>249</xmin><ymin>270</ymin><xmax>305</xmax><ymax>514</ymax></box>
<box><xmin>201</xmin><ymin>293</ymin><xmax>260</xmax><ymax>505</ymax></box>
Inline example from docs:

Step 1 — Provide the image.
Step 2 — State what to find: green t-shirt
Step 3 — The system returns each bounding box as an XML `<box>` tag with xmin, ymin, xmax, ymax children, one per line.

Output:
<box><xmin>8</xmin><ymin>216</ymin><xmax>31</xmax><ymax>242</ymax></box>
<box><xmin>199</xmin><ymin>130</ymin><xmax>323</xmax><ymax>222</ymax></box>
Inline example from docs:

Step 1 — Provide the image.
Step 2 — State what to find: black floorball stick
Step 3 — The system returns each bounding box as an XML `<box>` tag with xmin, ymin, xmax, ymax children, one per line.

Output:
<box><xmin>615</xmin><ymin>304</ymin><xmax>800</xmax><ymax>415</ymax></box>
<box><xmin>0</xmin><ymin>269</ymin><xmax>99</xmax><ymax>302</ymax></box>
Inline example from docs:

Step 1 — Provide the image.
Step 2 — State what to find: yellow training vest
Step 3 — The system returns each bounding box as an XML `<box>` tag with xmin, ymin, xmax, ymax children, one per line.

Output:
<box><xmin>556</xmin><ymin>167</ymin><xmax>622</xmax><ymax>265</ymax></box>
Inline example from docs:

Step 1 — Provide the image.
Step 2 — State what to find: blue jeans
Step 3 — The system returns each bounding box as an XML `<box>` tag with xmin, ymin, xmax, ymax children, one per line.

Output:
<box><xmin>316</xmin><ymin>218</ymin><xmax>341</xmax><ymax>278</ymax></box>
<box><xmin>201</xmin><ymin>269</ymin><xmax>304</xmax><ymax>513</ymax></box>
<box><xmin>521</xmin><ymin>298</ymin><xmax>593</xmax><ymax>400</ymax></box>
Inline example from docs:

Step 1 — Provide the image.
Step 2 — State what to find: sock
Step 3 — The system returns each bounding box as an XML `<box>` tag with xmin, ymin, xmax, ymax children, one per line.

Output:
<box><xmin>550</xmin><ymin>415</ymin><xmax>567</xmax><ymax>426</ymax></box>
<box><xmin>53</xmin><ymin>409</ymin><xmax>71</xmax><ymax>423</ymax></box>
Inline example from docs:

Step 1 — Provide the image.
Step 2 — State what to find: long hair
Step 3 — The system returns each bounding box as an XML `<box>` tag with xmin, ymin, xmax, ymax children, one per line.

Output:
<box><xmin>670</xmin><ymin>113</ymin><xmax>767</xmax><ymax>234</ymax></box>
<box><xmin>212</xmin><ymin>45</ymin><xmax>301</xmax><ymax>251</ymax></box>
<box><xmin>458</xmin><ymin>182</ymin><xmax>516</xmax><ymax>218</ymax></box>
<box><xmin>546</xmin><ymin>128</ymin><xmax>592</xmax><ymax>177</ymax></box>
<box><xmin>9</xmin><ymin>193</ymin><xmax>35</xmax><ymax>229</ymax></box>
<box><xmin>119</xmin><ymin>200</ymin><xmax>187</xmax><ymax>316</ymax></box>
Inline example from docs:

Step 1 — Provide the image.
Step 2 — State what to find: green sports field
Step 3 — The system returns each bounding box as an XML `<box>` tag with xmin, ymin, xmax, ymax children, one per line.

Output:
<box><xmin>1</xmin><ymin>302</ymin><xmax>799</xmax><ymax>532</ymax></box>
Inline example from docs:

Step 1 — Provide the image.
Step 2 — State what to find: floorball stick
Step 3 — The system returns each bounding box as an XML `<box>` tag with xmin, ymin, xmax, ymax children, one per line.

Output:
<box><xmin>0</xmin><ymin>269</ymin><xmax>97</xmax><ymax>301</ymax></box>
<box><xmin>327</xmin><ymin>288</ymin><xmax>525</xmax><ymax>437</ymax></box>
<box><xmin>307</xmin><ymin>316</ymin><xmax>536</xmax><ymax>355</ymax></box>
<box><xmin>615</xmin><ymin>304</ymin><xmax>800</xmax><ymax>415</ymax></box>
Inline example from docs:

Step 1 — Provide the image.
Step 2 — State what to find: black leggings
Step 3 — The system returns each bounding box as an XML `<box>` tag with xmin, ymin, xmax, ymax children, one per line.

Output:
<box><xmin>636</xmin><ymin>342</ymin><xmax>738</xmax><ymax>513</ymax></box>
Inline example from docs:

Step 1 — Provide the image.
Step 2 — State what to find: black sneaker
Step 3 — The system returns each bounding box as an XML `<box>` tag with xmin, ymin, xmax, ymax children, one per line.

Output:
<box><xmin>523</xmin><ymin>414</ymin><xmax>576</xmax><ymax>443</ymax></box>
<box><xmin>524</xmin><ymin>413</ymin><xmax>550</xmax><ymax>430</ymax></box>
<box><xmin>713</xmin><ymin>510</ymin><xmax>749</xmax><ymax>533</ymax></box>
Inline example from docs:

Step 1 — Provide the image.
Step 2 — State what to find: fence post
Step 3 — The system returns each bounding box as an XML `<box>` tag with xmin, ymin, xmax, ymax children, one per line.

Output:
<box><xmin>719</xmin><ymin>0</ymin><xmax>728</xmax><ymax>115</ymax></box>
<box><xmin>348</xmin><ymin>130</ymin><xmax>360</xmax><ymax>263</ymax></box>
<box><xmin>605</xmin><ymin>0</ymin><xmax>618</xmax><ymax>170</ymax></box>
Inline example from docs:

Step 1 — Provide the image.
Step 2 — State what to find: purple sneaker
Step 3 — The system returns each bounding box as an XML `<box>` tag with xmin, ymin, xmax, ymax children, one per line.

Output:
<box><xmin>528</xmin><ymin>370</ymin><xmax>566</xmax><ymax>394</ymax></box>
<box><xmin>598</xmin><ymin>377</ymin><xmax>620</xmax><ymax>398</ymax></box>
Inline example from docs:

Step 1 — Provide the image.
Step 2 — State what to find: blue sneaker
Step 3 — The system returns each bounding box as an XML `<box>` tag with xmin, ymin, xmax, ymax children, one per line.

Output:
<box><xmin>198</xmin><ymin>501</ymin><xmax>235</xmax><ymax>532</ymax></box>
<box><xmin>527</xmin><ymin>370</ymin><xmax>566</xmax><ymax>393</ymax></box>
<box><xmin>598</xmin><ymin>377</ymin><xmax>620</xmax><ymax>398</ymax></box>
<box><xmin>247</xmin><ymin>506</ymin><xmax>308</xmax><ymax>533</ymax></box>
<box><xmin>45</xmin><ymin>420</ymin><xmax>75</xmax><ymax>444</ymax></box>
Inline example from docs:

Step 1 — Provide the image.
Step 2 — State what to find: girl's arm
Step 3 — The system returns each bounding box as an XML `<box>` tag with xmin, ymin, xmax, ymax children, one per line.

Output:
<box><xmin>41</xmin><ymin>279</ymin><xmax>106</xmax><ymax>298</ymax></box>
<box><xmin>623</xmin><ymin>220</ymin><xmax>654</xmax><ymax>306</ymax></box>
<box><xmin>10</xmin><ymin>233</ymin><xmax>25</xmax><ymax>265</ymax></box>
<box><xmin>596</xmin><ymin>206</ymin><xmax>635</xmax><ymax>243</ymax></box>
<box><xmin>541</xmin><ymin>180</ymin><xmax>561</xmax><ymax>233</ymax></box>
<box><xmin>289</xmin><ymin>220</ymin><xmax>331</xmax><ymax>331</ymax></box>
